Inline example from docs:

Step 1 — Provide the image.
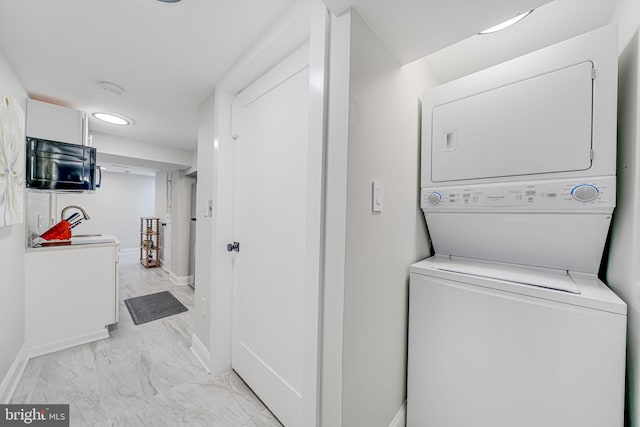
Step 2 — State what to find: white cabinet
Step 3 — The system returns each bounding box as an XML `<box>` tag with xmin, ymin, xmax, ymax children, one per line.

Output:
<box><xmin>26</xmin><ymin>98</ymin><xmax>88</xmax><ymax>145</ymax></box>
<box><xmin>25</xmin><ymin>241</ymin><xmax>119</xmax><ymax>356</ymax></box>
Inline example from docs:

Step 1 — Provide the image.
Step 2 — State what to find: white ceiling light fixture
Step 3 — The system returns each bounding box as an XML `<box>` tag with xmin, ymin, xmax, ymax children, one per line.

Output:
<box><xmin>92</xmin><ymin>112</ymin><xmax>132</xmax><ymax>126</ymax></box>
<box><xmin>479</xmin><ymin>10</ymin><xmax>534</xmax><ymax>34</ymax></box>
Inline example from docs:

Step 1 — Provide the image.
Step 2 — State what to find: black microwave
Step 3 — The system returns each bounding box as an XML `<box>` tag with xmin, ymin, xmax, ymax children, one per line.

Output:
<box><xmin>26</xmin><ymin>137</ymin><xmax>101</xmax><ymax>191</ymax></box>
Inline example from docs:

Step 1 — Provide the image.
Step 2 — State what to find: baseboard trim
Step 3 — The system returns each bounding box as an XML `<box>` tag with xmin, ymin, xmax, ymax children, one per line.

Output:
<box><xmin>190</xmin><ymin>333</ymin><xmax>210</xmax><ymax>373</ymax></box>
<box><xmin>28</xmin><ymin>328</ymin><xmax>109</xmax><ymax>359</ymax></box>
<box><xmin>389</xmin><ymin>401</ymin><xmax>406</xmax><ymax>427</ymax></box>
<box><xmin>162</xmin><ymin>266</ymin><xmax>192</xmax><ymax>286</ymax></box>
<box><xmin>0</xmin><ymin>343</ymin><xmax>29</xmax><ymax>404</ymax></box>
<box><xmin>171</xmin><ymin>272</ymin><xmax>192</xmax><ymax>286</ymax></box>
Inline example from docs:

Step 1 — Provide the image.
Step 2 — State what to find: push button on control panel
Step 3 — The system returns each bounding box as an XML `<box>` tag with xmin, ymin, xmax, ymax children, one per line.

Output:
<box><xmin>427</xmin><ymin>192</ymin><xmax>442</xmax><ymax>205</ymax></box>
<box><xmin>571</xmin><ymin>184</ymin><xmax>599</xmax><ymax>202</ymax></box>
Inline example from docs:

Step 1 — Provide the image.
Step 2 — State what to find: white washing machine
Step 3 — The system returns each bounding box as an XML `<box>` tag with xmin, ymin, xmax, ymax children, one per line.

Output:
<box><xmin>407</xmin><ymin>24</ymin><xmax>627</xmax><ymax>427</ymax></box>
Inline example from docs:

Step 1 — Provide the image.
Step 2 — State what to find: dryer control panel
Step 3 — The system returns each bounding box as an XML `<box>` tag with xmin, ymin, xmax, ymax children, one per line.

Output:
<box><xmin>421</xmin><ymin>176</ymin><xmax>615</xmax><ymax>212</ymax></box>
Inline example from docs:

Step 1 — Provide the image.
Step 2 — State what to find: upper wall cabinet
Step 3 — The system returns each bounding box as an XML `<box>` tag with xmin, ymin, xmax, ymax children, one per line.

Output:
<box><xmin>26</xmin><ymin>99</ymin><xmax>88</xmax><ymax>145</ymax></box>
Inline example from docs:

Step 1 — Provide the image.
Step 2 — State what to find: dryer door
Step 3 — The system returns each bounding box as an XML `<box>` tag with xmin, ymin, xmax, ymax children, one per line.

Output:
<box><xmin>430</xmin><ymin>61</ymin><xmax>594</xmax><ymax>182</ymax></box>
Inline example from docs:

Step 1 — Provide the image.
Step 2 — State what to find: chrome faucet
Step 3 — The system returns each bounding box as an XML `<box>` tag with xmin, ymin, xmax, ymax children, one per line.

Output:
<box><xmin>61</xmin><ymin>205</ymin><xmax>91</xmax><ymax>221</ymax></box>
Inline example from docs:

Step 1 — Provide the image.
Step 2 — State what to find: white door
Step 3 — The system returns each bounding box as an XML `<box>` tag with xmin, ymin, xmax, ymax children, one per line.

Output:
<box><xmin>232</xmin><ymin>45</ymin><xmax>309</xmax><ymax>426</ymax></box>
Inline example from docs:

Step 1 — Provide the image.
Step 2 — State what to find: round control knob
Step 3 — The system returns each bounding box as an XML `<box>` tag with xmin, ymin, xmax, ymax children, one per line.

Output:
<box><xmin>571</xmin><ymin>184</ymin><xmax>599</xmax><ymax>202</ymax></box>
<box><xmin>427</xmin><ymin>192</ymin><xmax>442</xmax><ymax>205</ymax></box>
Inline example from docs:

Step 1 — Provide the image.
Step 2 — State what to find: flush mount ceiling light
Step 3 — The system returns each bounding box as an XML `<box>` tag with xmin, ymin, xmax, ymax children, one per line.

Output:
<box><xmin>156</xmin><ymin>0</ymin><xmax>182</xmax><ymax>2</ymax></box>
<box><xmin>99</xmin><ymin>81</ymin><xmax>125</xmax><ymax>96</ymax></box>
<box><xmin>92</xmin><ymin>112</ymin><xmax>131</xmax><ymax>126</ymax></box>
<box><xmin>479</xmin><ymin>10</ymin><xmax>534</xmax><ymax>34</ymax></box>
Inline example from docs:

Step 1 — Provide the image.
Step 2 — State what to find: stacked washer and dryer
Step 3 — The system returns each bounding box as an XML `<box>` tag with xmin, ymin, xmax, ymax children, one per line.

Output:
<box><xmin>407</xmin><ymin>25</ymin><xmax>627</xmax><ymax>427</ymax></box>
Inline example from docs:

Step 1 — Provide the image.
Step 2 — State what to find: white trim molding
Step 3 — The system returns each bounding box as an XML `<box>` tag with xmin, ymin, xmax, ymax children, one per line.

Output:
<box><xmin>321</xmin><ymin>9</ymin><xmax>352</xmax><ymax>427</ymax></box>
<box><xmin>162</xmin><ymin>266</ymin><xmax>192</xmax><ymax>286</ymax></box>
<box><xmin>0</xmin><ymin>343</ymin><xmax>29</xmax><ymax>404</ymax></box>
<box><xmin>190</xmin><ymin>333</ymin><xmax>210</xmax><ymax>373</ymax></box>
<box><xmin>389</xmin><ymin>401</ymin><xmax>407</xmax><ymax>427</ymax></box>
<box><xmin>302</xmin><ymin>2</ymin><xmax>329</xmax><ymax>426</ymax></box>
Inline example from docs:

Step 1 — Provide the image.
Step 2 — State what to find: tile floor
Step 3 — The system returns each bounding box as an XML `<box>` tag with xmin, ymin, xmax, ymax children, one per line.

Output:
<box><xmin>11</xmin><ymin>254</ymin><xmax>281</xmax><ymax>427</ymax></box>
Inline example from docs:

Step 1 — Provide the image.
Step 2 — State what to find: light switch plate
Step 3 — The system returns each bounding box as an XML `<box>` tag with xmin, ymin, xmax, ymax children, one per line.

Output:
<box><xmin>372</xmin><ymin>180</ymin><xmax>383</xmax><ymax>212</ymax></box>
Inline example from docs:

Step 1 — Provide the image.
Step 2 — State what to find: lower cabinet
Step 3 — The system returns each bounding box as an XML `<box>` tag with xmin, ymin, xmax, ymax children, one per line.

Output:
<box><xmin>25</xmin><ymin>243</ymin><xmax>119</xmax><ymax>356</ymax></box>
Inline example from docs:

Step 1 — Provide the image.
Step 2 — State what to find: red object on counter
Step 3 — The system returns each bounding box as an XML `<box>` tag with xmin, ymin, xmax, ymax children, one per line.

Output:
<box><xmin>40</xmin><ymin>220</ymin><xmax>72</xmax><ymax>241</ymax></box>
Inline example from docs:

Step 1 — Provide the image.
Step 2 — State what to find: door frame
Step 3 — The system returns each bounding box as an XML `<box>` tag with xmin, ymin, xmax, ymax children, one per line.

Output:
<box><xmin>203</xmin><ymin>2</ymin><xmax>329</xmax><ymax>426</ymax></box>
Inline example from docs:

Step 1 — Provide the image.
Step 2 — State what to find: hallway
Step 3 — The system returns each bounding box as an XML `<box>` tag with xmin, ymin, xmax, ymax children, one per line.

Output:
<box><xmin>10</xmin><ymin>255</ymin><xmax>280</xmax><ymax>426</ymax></box>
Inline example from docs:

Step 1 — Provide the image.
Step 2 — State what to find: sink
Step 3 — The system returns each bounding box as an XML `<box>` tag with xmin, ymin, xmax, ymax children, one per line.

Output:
<box><xmin>73</xmin><ymin>234</ymin><xmax>103</xmax><ymax>238</ymax></box>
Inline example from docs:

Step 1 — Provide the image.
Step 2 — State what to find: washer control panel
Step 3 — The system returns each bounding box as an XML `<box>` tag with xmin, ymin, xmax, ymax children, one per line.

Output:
<box><xmin>571</xmin><ymin>184</ymin><xmax>599</xmax><ymax>202</ymax></box>
<box><xmin>422</xmin><ymin>176</ymin><xmax>615</xmax><ymax>212</ymax></box>
<box><xmin>427</xmin><ymin>192</ymin><xmax>442</xmax><ymax>205</ymax></box>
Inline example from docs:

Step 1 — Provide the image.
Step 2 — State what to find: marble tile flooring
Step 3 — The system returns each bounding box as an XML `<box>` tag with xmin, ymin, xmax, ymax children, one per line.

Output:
<box><xmin>11</xmin><ymin>254</ymin><xmax>281</xmax><ymax>427</ymax></box>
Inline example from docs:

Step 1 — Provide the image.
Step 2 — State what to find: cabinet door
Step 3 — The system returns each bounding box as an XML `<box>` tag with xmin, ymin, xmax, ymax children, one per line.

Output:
<box><xmin>26</xmin><ymin>99</ymin><xmax>85</xmax><ymax>145</ymax></box>
<box><xmin>25</xmin><ymin>245</ymin><xmax>117</xmax><ymax>353</ymax></box>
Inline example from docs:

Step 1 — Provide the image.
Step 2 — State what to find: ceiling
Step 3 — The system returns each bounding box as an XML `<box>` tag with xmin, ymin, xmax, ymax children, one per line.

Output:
<box><xmin>0</xmin><ymin>0</ymin><xmax>617</xmax><ymax>155</ymax></box>
<box><xmin>322</xmin><ymin>0</ymin><xmax>554</xmax><ymax>64</ymax></box>
<box><xmin>0</xmin><ymin>0</ymin><xmax>293</xmax><ymax>150</ymax></box>
<box><xmin>416</xmin><ymin>0</ymin><xmax>618</xmax><ymax>85</ymax></box>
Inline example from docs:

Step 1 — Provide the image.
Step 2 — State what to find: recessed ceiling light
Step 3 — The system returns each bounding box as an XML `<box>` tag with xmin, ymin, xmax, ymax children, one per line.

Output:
<box><xmin>99</xmin><ymin>81</ymin><xmax>125</xmax><ymax>96</ymax></box>
<box><xmin>92</xmin><ymin>112</ymin><xmax>131</xmax><ymax>126</ymax></box>
<box><xmin>479</xmin><ymin>10</ymin><xmax>533</xmax><ymax>35</ymax></box>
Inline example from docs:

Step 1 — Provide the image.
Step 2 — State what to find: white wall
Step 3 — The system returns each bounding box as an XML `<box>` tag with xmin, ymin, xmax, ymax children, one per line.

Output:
<box><xmin>606</xmin><ymin>0</ymin><xmax>640</xmax><ymax>425</ymax></box>
<box><xmin>57</xmin><ymin>171</ymin><xmax>155</xmax><ymax>251</ymax></box>
<box><xmin>192</xmin><ymin>87</ymin><xmax>236</xmax><ymax>373</ymax></box>
<box><xmin>185</xmin><ymin>148</ymin><xmax>197</xmax><ymax>175</ymax></box>
<box><xmin>192</xmin><ymin>0</ymin><xmax>315</xmax><ymax>377</ymax></box>
<box><xmin>25</xmin><ymin>191</ymin><xmax>53</xmax><ymax>246</ymax></box>
<box><xmin>154</xmin><ymin>171</ymin><xmax>168</xmax><ymax>264</ymax></box>
<box><xmin>155</xmin><ymin>170</ymin><xmax>193</xmax><ymax>281</ymax></box>
<box><xmin>172</xmin><ymin>172</ymin><xmax>194</xmax><ymax>278</ymax></box>
<box><xmin>206</xmin><ymin>88</ymin><xmax>237</xmax><ymax>376</ymax></box>
<box><xmin>0</xmin><ymin>46</ymin><xmax>27</xmax><ymax>398</ymax></box>
<box><xmin>193</xmin><ymin>91</ymin><xmax>215</xmax><ymax>350</ymax></box>
<box><xmin>92</xmin><ymin>131</ymin><xmax>194</xmax><ymax>170</ymax></box>
<box><xmin>323</xmin><ymin>10</ymin><xmax>432</xmax><ymax>427</ymax></box>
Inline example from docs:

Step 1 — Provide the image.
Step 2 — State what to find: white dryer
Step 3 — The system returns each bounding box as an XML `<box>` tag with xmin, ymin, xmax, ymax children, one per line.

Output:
<box><xmin>407</xmin><ymin>24</ymin><xmax>627</xmax><ymax>427</ymax></box>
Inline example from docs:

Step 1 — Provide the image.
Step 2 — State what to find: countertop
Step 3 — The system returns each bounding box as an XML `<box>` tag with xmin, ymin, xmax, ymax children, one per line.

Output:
<box><xmin>27</xmin><ymin>233</ymin><xmax>120</xmax><ymax>252</ymax></box>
